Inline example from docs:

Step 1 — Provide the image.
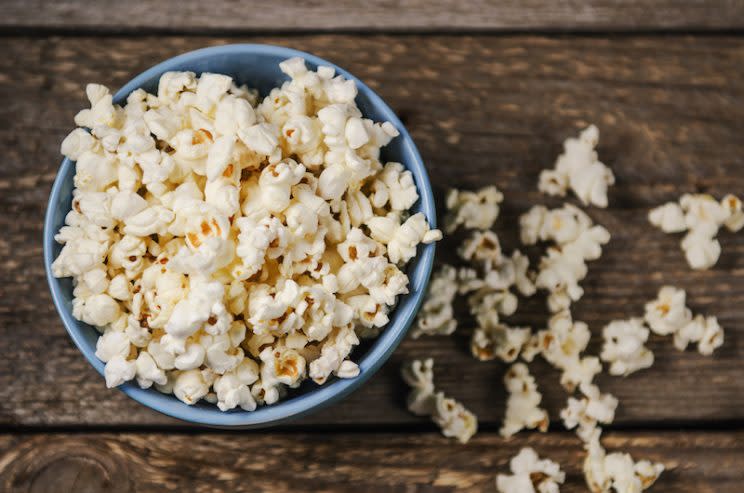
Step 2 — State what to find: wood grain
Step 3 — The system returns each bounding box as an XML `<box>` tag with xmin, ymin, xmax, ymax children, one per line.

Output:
<box><xmin>4</xmin><ymin>1</ymin><xmax>744</xmax><ymax>32</ymax></box>
<box><xmin>0</xmin><ymin>431</ymin><xmax>741</xmax><ymax>492</ymax></box>
<box><xmin>3</xmin><ymin>35</ymin><xmax>744</xmax><ymax>427</ymax></box>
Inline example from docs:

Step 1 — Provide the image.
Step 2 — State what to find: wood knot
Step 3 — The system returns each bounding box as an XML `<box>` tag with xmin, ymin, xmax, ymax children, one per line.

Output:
<box><xmin>0</xmin><ymin>437</ymin><xmax>133</xmax><ymax>493</ymax></box>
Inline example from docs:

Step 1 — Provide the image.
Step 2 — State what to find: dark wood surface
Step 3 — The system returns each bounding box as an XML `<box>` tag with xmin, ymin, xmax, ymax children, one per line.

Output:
<box><xmin>1</xmin><ymin>431</ymin><xmax>742</xmax><ymax>493</ymax></box>
<box><xmin>2</xmin><ymin>8</ymin><xmax>744</xmax><ymax>492</ymax></box>
<box><xmin>5</xmin><ymin>1</ymin><xmax>744</xmax><ymax>32</ymax></box>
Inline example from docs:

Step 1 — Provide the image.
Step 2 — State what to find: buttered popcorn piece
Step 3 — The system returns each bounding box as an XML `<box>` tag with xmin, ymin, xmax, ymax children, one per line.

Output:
<box><xmin>471</xmin><ymin>324</ymin><xmax>531</xmax><ymax>363</ymax></box>
<box><xmin>401</xmin><ymin>359</ymin><xmax>478</xmax><ymax>443</ymax></box>
<box><xmin>538</xmin><ymin>125</ymin><xmax>614</xmax><ymax>208</ymax></box>
<box><xmin>496</xmin><ymin>447</ymin><xmax>566</xmax><ymax>493</ymax></box>
<box><xmin>600</xmin><ymin>318</ymin><xmax>654</xmax><ymax>377</ymax></box>
<box><xmin>649</xmin><ymin>193</ymin><xmax>744</xmax><ymax>270</ymax></box>
<box><xmin>444</xmin><ymin>185</ymin><xmax>503</xmax><ymax>233</ymax></box>
<box><xmin>54</xmin><ymin>60</ymin><xmax>440</xmax><ymax>410</ymax></box>
<box><xmin>501</xmin><ymin>363</ymin><xmax>549</xmax><ymax>438</ymax></box>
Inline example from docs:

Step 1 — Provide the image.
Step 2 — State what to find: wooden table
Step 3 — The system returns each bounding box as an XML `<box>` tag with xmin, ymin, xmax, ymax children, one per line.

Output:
<box><xmin>2</xmin><ymin>2</ymin><xmax>744</xmax><ymax>491</ymax></box>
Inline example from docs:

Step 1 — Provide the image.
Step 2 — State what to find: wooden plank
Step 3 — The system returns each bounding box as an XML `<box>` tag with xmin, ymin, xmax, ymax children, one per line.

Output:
<box><xmin>3</xmin><ymin>35</ymin><xmax>744</xmax><ymax>426</ymax></box>
<box><xmin>0</xmin><ymin>431</ymin><xmax>741</xmax><ymax>492</ymax></box>
<box><xmin>4</xmin><ymin>1</ymin><xmax>744</xmax><ymax>32</ymax></box>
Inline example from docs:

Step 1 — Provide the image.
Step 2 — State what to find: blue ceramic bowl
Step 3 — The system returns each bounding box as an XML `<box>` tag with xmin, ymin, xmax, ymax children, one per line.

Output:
<box><xmin>43</xmin><ymin>44</ymin><xmax>436</xmax><ymax>427</ymax></box>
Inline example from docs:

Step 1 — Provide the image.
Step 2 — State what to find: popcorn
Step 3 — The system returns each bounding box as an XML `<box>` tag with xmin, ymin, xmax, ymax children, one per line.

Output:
<box><xmin>54</xmin><ymin>62</ymin><xmax>439</xmax><ymax>411</ymax></box>
<box><xmin>561</xmin><ymin>383</ymin><xmax>618</xmax><ymax>443</ymax></box>
<box><xmin>643</xmin><ymin>285</ymin><xmax>692</xmax><ymax>336</ymax></box>
<box><xmin>444</xmin><ymin>186</ymin><xmax>503</xmax><ymax>233</ymax></box>
<box><xmin>643</xmin><ymin>286</ymin><xmax>724</xmax><ymax>355</ymax></box>
<box><xmin>458</xmin><ymin>230</ymin><xmax>502</xmax><ymax>271</ymax></box>
<box><xmin>411</xmin><ymin>265</ymin><xmax>458</xmax><ymax>338</ymax></box>
<box><xmin>675</xmin><ymin>314</ymin><xmax>724</xmax><ymax>355</ymax></box>
<box><xmin>584</xmin><ymin>433</ymin><xmax>664</xmax><ymax>493</ymax></box>
<box><xmin>648</xmin><ymin>202</ymin><xmax>686</xmax><ymax>233</ymax></box>
<box><xmin>471</xmin><ymin>324</ymin><xmax>531</xmax><ymax>362</ymax></box>
<box><xmin>649</xmin><ymin>193</ymin><xmax>743</xmax><ymax>270</ymax></box>
<box><xmin>600</xmin><ymin>318</ymin><xmax>654</xmax><ymax>376</ymax></box>
<box><xmin>496</xmin><ymin>447</ymin><xmax>565</xmax><ymax>493</ymax></box>
<box><xmin>521</xmin><ymin>204</ymin><xmax>610</xmax><ymax>312</ymax></box>
<box><xmin>431</xmin><ymin>392</ymin><xmax>478</xmax><ymax>444</ymax></box>
<box><xmin>524</xmin><ymin>311</ymin><xmax>601</xmax><ymax>392</ymax></box>
<box><xmin>104</xmin><ymin>355</ymin><xmax>136</xmax><ymax>388</ymax></box>
<box><xmin>401</xmin><ymin>359</ymin><xmax>478</xmax><ymax>443</ymax></box>
<box><xmin>538</xmin><ymin>125</ymin><xmax>614</xmax><ymax>208</ymax></box>
<box><xmin>501</xmin><ymin>363</ymin><xmax>549</xmax><ymax>438</ymax></box>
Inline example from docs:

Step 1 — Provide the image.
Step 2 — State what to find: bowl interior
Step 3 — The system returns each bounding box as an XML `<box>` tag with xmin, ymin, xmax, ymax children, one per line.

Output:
<box><xmin>44</xmin><ymin>44</ymin><xmax>436</xmax><ymax>427</ymax></box>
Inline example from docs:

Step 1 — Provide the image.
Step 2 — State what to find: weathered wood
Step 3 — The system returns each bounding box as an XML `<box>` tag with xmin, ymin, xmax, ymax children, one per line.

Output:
<box><xmin>3</xmin><ymin>35</ymin><xmax>744</xmax><ymax>426</ymax></box>
<box><xmin>4</xmin><ymin>1</ymin><xmax>744</xmax><ymax>32</ymax></box>
<box><xmin>0</xmin><ymin>431</ymin><xmax>741</xmax><ymax>492</ymax></box>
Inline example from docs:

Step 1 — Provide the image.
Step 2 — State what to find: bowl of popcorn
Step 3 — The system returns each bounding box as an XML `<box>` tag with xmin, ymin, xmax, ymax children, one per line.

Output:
<box><xmin>43</xmin><ymin>44</ymin><xmax>440</xmax><ymax>426</ymax></box>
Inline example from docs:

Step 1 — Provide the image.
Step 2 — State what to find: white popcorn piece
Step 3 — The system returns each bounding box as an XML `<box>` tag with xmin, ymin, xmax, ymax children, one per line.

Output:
<box><xmin>643</xmin><ymin>285</ymin><xmax>692</xmax><ymax>336</ymax></box>
<box><xmin>561</xmin><ymin>383</ymin><xmax>618</xmax><ymax>444</ymax></box>
<box><xmin>135</xmin><ymin>351</ymin><xmax>168</xmax><ymax>389</ymax></box>
<box><xmin>411</xmin><ymin>265</ymin><xmax>458</xmax><ymax>338</ymax></box>
<box><xmin>496</xmin><ymin>447</ymin><xmax>566</xmax><ymax>493</ymax></box>
<box><xmin>401</xmin><ymin>358</ymin><xmax>437</xmax><ymax>415</ymax></box>
<box><xmin>648</xmin><ymin>202</ymin><xmax>686</xmax><ymax>233</ymax></box>
<box><xmin>458</xmin><ymin>230</ymin><xmax>502</xmax><ymax>271</ymax></box>
<box><xmin>471</xmin><ymin>324</ymin><xmax>531</xmax><ymax>363</ymax></box>
<box><xmin>649</xmin><ymin>193</ymin><xmax>743</xmax><ymax>270</ymax></box>
<box><xmin>501</xmin><ymin>363</ymin><xmax>549</xmax><ymax>438</ymax></box>
<box><xmin>681</xmin><ymin>229</ymin><xmax>721</xmax><ymax>270</ymax></box>
<box><xmin>444</xmin><ymin>185</ymin><xmax>503</xmax><ymax>233</ymax></box>
<box><xmin>521</xmin><ymin>204</ymin><xmax>609</xmax><ymax>312</ymax></box>
<box><xmin>525</xmin><ymin>311</ymin><xmax>601</xmax><ymax>392</ymax></box>
<box><xmin>600</xmin><ymin>318</ymin><xmax>654</xmax><ymax>377</ymax></box>
<box><xmin>721</xmin><ymin>194</ymin><xmax>744</xmax><ymax>232</ymax></box>
<box><xmin>104</xmin><ymin>355</ymin><xmax>136</xmax><ymax>388</ymax></box>
<box><xmin>538</xmin><ymin>125</ymin><xmax>614</xmax><ymax>208</ymax></box>
<box><xmin>401</xmin><ymin>359</ymin><xmax>477</xmax><ymax>443</ymax></box>
<box><xmin>173</xmin><ymin>368</ymin><xmax>211</xmax><ymax>405</ymax></box>
<box><xmin>674</xmin><ymin>314</ymin><xmax>724</xmax><ymax>355</ymax></box>
<box><xmin>584</xmin><ymin>433</ymin><xmax>664</xmax><ymax>493</ymax></box>
<box><xmin>431</xmin><ymin>392</ymin><xmax>478</xmax><ymax>444</ymax></box>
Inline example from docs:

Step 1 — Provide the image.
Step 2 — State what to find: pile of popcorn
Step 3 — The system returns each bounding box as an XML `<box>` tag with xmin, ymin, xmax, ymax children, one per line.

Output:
<box><xmin>402</xmin><ymin>125</ymin><xmax>730</xmax><ymax>491</ymax></box>
<box><xmin>52</xmin><ymin>58</ymin><xmax>441</xmax><ymax>411</ymax></box>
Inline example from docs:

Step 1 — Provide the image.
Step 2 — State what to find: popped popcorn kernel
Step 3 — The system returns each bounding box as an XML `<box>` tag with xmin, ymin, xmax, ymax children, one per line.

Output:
<box><xmin>501</xmin><ymin>363</ymin><xmax>549</xmax><ymax>438</ymax></box>
<box><xmin>538</xmin><ymin>125</ymin><xmax>614</xmax><ymax>208</ymax></box>
<box><xmin>496</xmin><ymin>447</ymin><xmax>565</xmax><ymax>493</ymax></box>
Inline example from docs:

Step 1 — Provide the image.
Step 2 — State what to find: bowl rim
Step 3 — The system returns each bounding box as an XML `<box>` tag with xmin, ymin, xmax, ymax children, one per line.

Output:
<box><xmin>43</xmin><ymin>43</ymin><xmax>436</xmax><ymax>427</ymax></box>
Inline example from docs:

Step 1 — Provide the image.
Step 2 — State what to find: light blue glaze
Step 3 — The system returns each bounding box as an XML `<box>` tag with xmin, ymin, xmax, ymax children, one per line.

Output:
<box><xmin>43</xmin><ymin>44</ymin><xmax>436</xmax><ymax>427</ymax></box>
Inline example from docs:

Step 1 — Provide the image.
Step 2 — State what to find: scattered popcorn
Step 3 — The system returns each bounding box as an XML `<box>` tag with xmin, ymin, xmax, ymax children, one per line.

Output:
<box><xmin>584</xmin><ymin>433</ymin><xmax>664</xmax><ymax>493</ymax></box>
<box><xmin>521</xmin><ymin>204</ymin><xmax>610</xmax><ymax>312</ymax></box>
<box><xmin>538</xmin><ymin>125</ymin><xmax>615</xmax><ymax>208</ymax></box>
<box><xmin>675</xmin><ymin>314</ymin><xmax>724</xmax><ymax>355</ymax></box>
<box><xmin>411</xmin><ymin>265</ymin><xmax>458</xmax><ymax>338</ymax></box>
<box><xmin>644</xmin><ymin>286</ymin><xmax>724</xmax><ymax>355</ymax></box>
<box><xmin>523</xmin><ymin>310</ymin><xmax>601</xmax><ymax>392</ymax></box>
<box><xmin>471</xmin><ymin>324</ymin><xmax>531</xmax><ymax>362</ymax></box>
<box><xmin>560</xmin><ymin>383</ymin><xmax>618</xmax><ymax>444</ymax></box>
<box><xmin>496</xmin><ymin>447</ymin><xmax>566</xmax><ymax>493</ymax></box>
<box><xmin>643</xmin><ymin>286</ymin><xmax>691</xmax><ymax>336</ymax></box>
<box><xmin>600</xmin><ymin>318</ymin><xmax>654</xmax><ymax>377</ymax></box>
<box><xmin>501</xmin><ymin>363</ymin><xmax>549</xmax><ymax>438</ymax></box>
<box><xmin>401</xmin><ymin>359</ymin><xmax>478</xmax><ymax>443</ymax></box>
<box><xmin>444</xmin><ymin>185</ymin><xmax>503</xmax><ymax>233</ymax></box>
<box><xmin>648</xmin><ymin>193</ymin><xmax>744</xmax><ymax>270</ymax></box>
<box><xmin>54</xmin><ymin>60</ymin><xmax>441</xmax><ymax>409</ymax></box>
